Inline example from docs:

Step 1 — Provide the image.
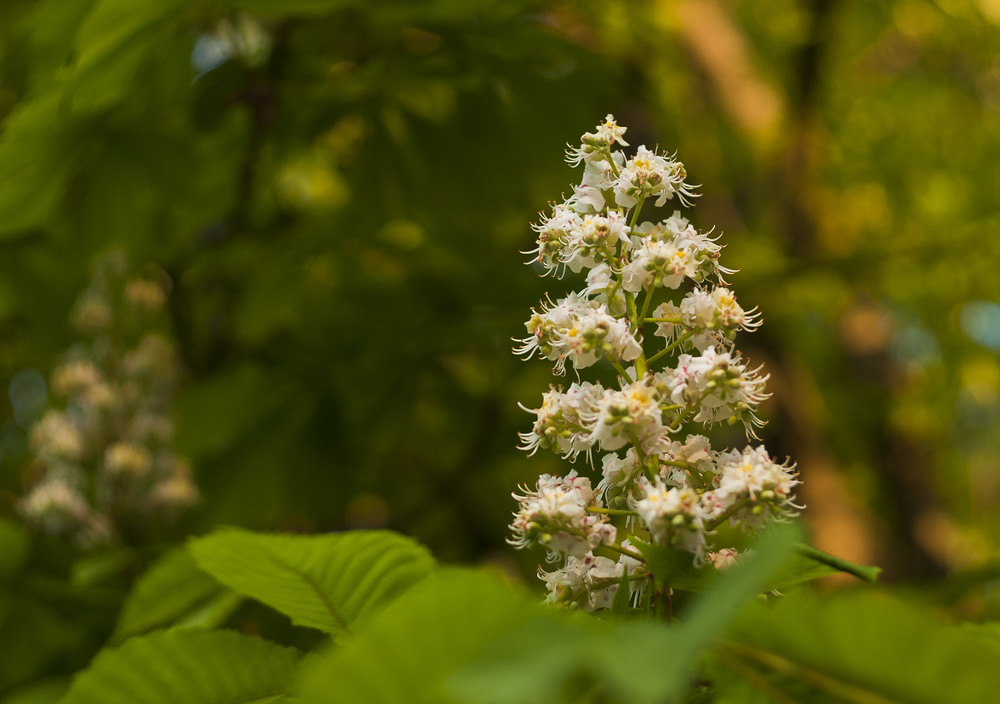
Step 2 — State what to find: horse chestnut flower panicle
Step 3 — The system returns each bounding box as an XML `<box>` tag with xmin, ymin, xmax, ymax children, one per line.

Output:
<box><xmin>509</xmin><ymin>116</ymin><xmax>803</xmax><ymax>610</ymax></box>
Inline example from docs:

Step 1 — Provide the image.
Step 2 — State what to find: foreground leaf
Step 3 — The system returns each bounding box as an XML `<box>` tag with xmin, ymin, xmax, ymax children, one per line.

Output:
<box><xmin>189</xmin><ymin>528</ymin><xmax>434</xmax><ymax>638</ymax></box>
<box><xmin>635</xmin><ymin>540</ymin><xmax>716</xmax><ymax>592</ymax></box>
<box><xmin>724</xmin><ymin>591</ymin><xmax>1000</xmax><ymax>703</ymax></box>
<box><xmin>603</xmin><ymin>524</ymin><xmax>798</xmax><ymax>704</ymax></box>
<box><xmin>451</xmin><ymin>526</ymin><xmax>798</xmax><ymax>704</ymax></box>
<box><xmin>61</xmin><ymin>629</ymin><xmax>299</xmax><ymax>704</ymax></box>
<box><xmin>112</xmin><ymin>548</ymin><xmax>241</xmax><ymax>643</ymax></box>
<box><xmin>298</xmin><ymin>568</ymin><xmax>541</xmax><ymax>704</ymax></box>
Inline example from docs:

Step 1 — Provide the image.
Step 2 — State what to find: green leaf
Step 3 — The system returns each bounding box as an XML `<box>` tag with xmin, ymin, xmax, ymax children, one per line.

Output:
<box><xmin>189</xmin><ymin>528</ymin><xmax>435</xmax><ymax>638</ymax></box>
<box><xmin>610</xmin><ymin>566</ymin><xmax>632</xmax><ymax>615</ymax></box>
<box><xmin>762</xmin><ymin>553</ymin><xmax>838</xmax><ymax>593</ymax></box>
<box><xmin>451</xmin><ymin>527</ymin><xmax>799</xmax><ymax>704</ymax></box>
<box><xmin>0</xmin><ymin>517</ymin><xmax>29</xmax><ymax>581</ymax></box>
<box><xmin>635</xmin><ymin>540</ymin><xmax>717</xmax><ymax>592</ymax></box>
<box><xmin>60</xmin><ymin>629</ymin><xmax>300</xmax><ymax>704</ymax></box>
<box><xmin>2</xmin><ymin>677</ymin><xmax>71</xmax><ymax>704</ymax></box>
<box><xmin>0</xmin><ymin>594</ymin><xmax>89</xmax><ymax>692</ymax></box>
<box><xmin>175</xmin><ymin>364</ymin><xmax>284</xmax><ymax>460</ymax></box>
<box><xmin>0</xmin><ymin>94</ymin><xmax>79</xmax><ymax>236</ymax></box>
<box><xmin>724</xmin><ymin>591</ymin><xmax>1000</xmax><ymax>704</ymax></box>
<box><xmin>447</xmin><ymin>614</ymin><xmax>604</xmax><ymax>704</ymax></box>
<box><xmin>111</xmin><ymin>548</ymin><xmax>241</xmax><ymax>644</ymax></box>
<box><xmin>298</xmin><ymin>568</ymin><xmax>542</xmax><ymax>704</ymax></box>
<box><xmin>792</xmin><ymin>543</ymin><xmax>881</xmax><ymax>583</ymax></box>
<box><xmin>66</xmin><ymin>0</ymin><xmax>188</xmax><ymax>114</ymax></box>
<box><xmin>599</xmin><ymin>525</ymin><xmax>798</xmax><ymax>704</ymax></box>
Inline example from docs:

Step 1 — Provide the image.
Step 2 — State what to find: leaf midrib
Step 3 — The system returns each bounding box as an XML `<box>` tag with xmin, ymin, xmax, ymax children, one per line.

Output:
<box><xmin>261</xmin><ymin>548</ymin><xmax>351</xmax><ymax>636</ymax></box>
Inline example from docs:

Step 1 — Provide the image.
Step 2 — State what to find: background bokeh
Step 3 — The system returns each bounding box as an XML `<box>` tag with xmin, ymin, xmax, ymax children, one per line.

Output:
<box><xmin>1</xmin><ymin>0</ymin><xmax>999</xmax><ymax>693</ymax></box>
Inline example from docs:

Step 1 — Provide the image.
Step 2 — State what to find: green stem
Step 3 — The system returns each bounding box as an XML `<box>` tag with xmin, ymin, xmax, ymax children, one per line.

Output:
<box><xmin>704</xmin><ymin>499</ymin><xmax>751</xmax><ymax>532</ymax></box>
<box><xmin>603</xmin><ymin>148</ymin><xmax>621</xmax><ymax>178</ymax></box>
<box><xmin>586</xmin><ymin>507</ymin><xmax>638</xmax><ymax>517</ymax></box>
<box><xmin>624</xmin><ymin>291</ymin><xmax>647</xmax><ymax>377</ymax></box>
<box><xmin>638</xmin><ymin>288</ymin><xmax>654</xmax><ymax>326</ymax></box>
<box><xmin>794</xmin><ymin>543</ymin><xmax>881</xmax><ymax>582</ymax></box>
<box><xmin>646</xmin><ymin>329</ymin><xmax>696</xmax><ymax>366</ymax></box>
<box><xmin>644</xmin><ymin>316</ymin><xmax>683</xmax><ymax>324</ymax></box>
<box><xmin>602</xmin><ymin>541</ymin><xmax>645</xmax><ymax>562</ymax></box>
<box><xmin>609</xmin><ymin>358</ymin><xmax>632</xmax><ymax>380</ymax></box>
<box><xmin>628</xmin><ymin>194</ymin><xmax>647</xmax><ymax>229</ymax></box>
<box><xmin>561</xmin><ymin>528</ymin><xmax>645</xmax><ymax>562</ymax></box>
<box><xmin>588</xmin><ymin>572</ymin><xmax>649</xmax><ymax>590</ymax></box>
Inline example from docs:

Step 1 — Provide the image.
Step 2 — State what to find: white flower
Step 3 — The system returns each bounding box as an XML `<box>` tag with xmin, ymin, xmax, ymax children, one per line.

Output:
<box><xmin>595</xmin><ymin>114</ymin><xmax>629</xmax><ymax>147</ymax></box>
<box><xmin>51</xmin><ymin>360</ymin><xmax>103</xmax><ymax>398</ymax></box>
<box><xmin>526</xmin><ymin>203</ymin><xmax>584</xmax><ymax>277</ymax></box>
<box><xmin>634</xmin><ymin>479</ymin><xmax>707</xmax><ymax>554</ymax></box>
<box><xmin>665</xmin><ymin>347</ymin><xmax>771</xmax><ymax>437</ymax></box>
<box><xmin>633</xmin><ymin>212</ymin><xmax>735</xmax><ymax>284</ymax></box>
<box><xmin>565</xmin><ymin>115</ymin><xmax>629</xmax><ymax>167</ymax></box>
<box><xmin>673</xmin><ymin>219</ymin><xmax>736</xmax><ymax>284</ymax></box>
<box><xmin>539</xmin><ymin>552</ymin><xmax>620</xmax><ymax>610</ymax></box>
<box><xmin>657</xmin><ymin>434</ymin><xmax>716</xmax><ymax>483</ymax></box>
<box><xmin>707</xmin><ymin>548</ymin><xmax>741</xmax><ymax>570</ymax></box>
<box><xmin>621</xmin><ymin>238</ymin><xmax>698</xmax><ymax>292</ymax></box>
<box><xmin>561</xmin><ymin>212</ymin><xmax>631</xmax><ymax>274</ymax></box>
<box><xmin>586</xmin><ymin>378</ymin><xmax>669</xmax><ymax>454</ymax></box>
<box><xmin>678</xmin><ymin>287</ymin><xmax>762</xmax><ymax>351</ymax></box>
<box><xmin>515</xmin><ymin>293</ymin><xmax>641</xmax><ymax>374</ymax></box>
<box><xmin>515</xmin><ymin>292</ymin><xmax>590</xmax><ymax>364</ymax></box>
<box><xmin>518</xmin><ymin>382</ymin><xmax>601</xmax><ymax>459</ymax></box>
<box><xmin>585</xmin><ymin>520</ymin><xmax>618</xmax><ymax>550</ymax></box>
<box><xmin>567</xmin><ymin>182</ymin><xmax>605</xmax><ymax>213</ymax></box>
<box><xmin>584</xmin><ymin>263</ymin><xmax>613</xmax><ymax>296</ymax></box>
<box><xmin>31</xmin><ymin>411</ymin><xmax>85</xmax><ymax>463</ymax></box>
<box><xmin>103</xmin><ymin>442</ymin><xmax>153</xmax><ymax>478</ymax></box>
<box><xmin>613</xmin><ymin>145</ymin><xmax>697</xmax><ymax>209</ymax></box>
<box><xmin>596</xmin><ymin>447</ymin><xmax>642</xmax><ymax>504</ymax></box>
<box><xmin>509</xmin><ymin>472</ymin><xmax>614</xmax><ymax>560</ymax></box>
<box><xmin>19</xmin><ymin>478</ymin><xmax>112</xmax><ymax>545</ymax></box>
<box><xmin>712</xmin><ymin>446</ymin><xmax>801</xmax><ymax>526</ymax></box>
<box><xmin>651</xmin><ymin>301</ymin><xmax>682</xmax><ymax>344</ymax></box>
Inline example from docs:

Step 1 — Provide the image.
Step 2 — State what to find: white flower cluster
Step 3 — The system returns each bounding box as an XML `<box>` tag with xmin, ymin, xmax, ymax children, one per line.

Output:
<box><xmin>19</xmin><ymin>251</ymin><xmax>198</xmax><ymax>547</ymax></box>
<box><xmin>510</xmin><ymin>116</ymin><xmax>802</xmax><ymax>611</ymax></box>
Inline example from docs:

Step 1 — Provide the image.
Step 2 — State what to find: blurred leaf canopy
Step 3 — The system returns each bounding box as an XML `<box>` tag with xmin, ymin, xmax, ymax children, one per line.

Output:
<box><xmin>0</xmin><ymin>0</ymin><xmax>998</xmax><ymax>614</ymax></box>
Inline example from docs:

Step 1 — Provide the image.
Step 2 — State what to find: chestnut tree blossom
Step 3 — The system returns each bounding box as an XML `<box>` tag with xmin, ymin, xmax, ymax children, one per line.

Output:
<box><xmin>509</xmin><ymin>116</ymin><xmax>803</xmax><ymax>610</ymax></box>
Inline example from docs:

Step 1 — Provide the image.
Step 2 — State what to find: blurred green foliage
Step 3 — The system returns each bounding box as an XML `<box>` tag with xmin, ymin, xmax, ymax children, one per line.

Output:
<box><xmin>1</xmin><ymin>0</ymin><xmax>1000</xmax><ymax>696</ymax></box>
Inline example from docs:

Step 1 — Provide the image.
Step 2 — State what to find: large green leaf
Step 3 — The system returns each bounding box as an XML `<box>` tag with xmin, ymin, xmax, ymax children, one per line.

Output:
<box><xmin>65</xmin><ymin>0</ymin><xmax>188</xmax><ymax>114</ymax></box>
<box><xmin>724</xmin><ymin>591</ymin><xmax>1000</xmax><ymax>703</ymax></box>
<box><xmin>111</xmin><ymin>547</ymin><xmax>241</xmax><ymax>644</ymax></box>
<box><xmin>449</xmin><ymin>525</ymin><xmax>798</xmax><ymax>704</ymax></box>
<box><xmin>297</xmin><ymin>568</ymin><xmax>543</xmax><ymax>704</ymax></box>
<box><xmin>600</xmin><ymin>524</ymin><xmax>797</xmax><ymax>704</ymax></box>
<box><xmin>60</xmin><ymin>629</ymin><xmax>299</xmax><ymax>704</ymax></box>
<box><xmin>0</xmin><ymin>94</ymin><xmax>79</xmax><ymax>236</ymax></box>
<box><xmin>189</xmin><ymin>528</ymin><xmax>435</xmax><ymax>638</ymax></box>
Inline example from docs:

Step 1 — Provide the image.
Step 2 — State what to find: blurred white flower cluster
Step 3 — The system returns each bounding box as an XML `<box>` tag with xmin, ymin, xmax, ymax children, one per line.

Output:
<box><xmin>19</xmin><ymin>251</ymin><xmax>197</xmax><ymax>547</ymax></box>
<box><xmin>511</xmin><ymin>116</ymin><xmax>801</xmax><ymax>611</ymax></box>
